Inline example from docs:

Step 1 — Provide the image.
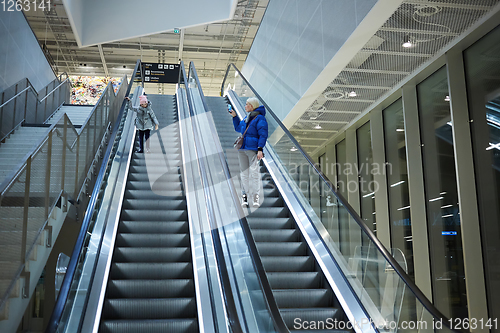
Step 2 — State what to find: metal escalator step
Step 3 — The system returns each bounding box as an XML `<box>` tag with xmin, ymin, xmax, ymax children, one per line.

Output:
<box><xmin>126</xmin><ymin>181</ymin><xmax>182</xmax><ymax>191</ymax></box>
<box><xmin>258</xmin><ymin>197</ymin><xmax>284</xmax><ymax>207</ymax></box>
<box><xmin>120</xmin><ymin>209</ymin><xmax>187</xmax><ymax>221</ymax></box>
<box><xmin>273</xmin><ymin>289</ymin><xmax>332</xmax><ymax>308</ymax></box>
<box><xmin>110</xmin><ymin>262</ymin><xmax>193</xmax><ymax>280</ymax></box>
<box><xmin>267</xmin><ymin>272</ymin><xmax>321</xmax><ymax>289</ymax></box>
<box><xmin>102</xmin><ymin>298</ymin><xmax>196</xmax><ymax>319</ymax></box>
<box><xmin>100</xmin><ymin>318</ymin><xmax>198</xmax><ymax>333</ymax></box>
<box><xmin>256</xmin><ymin>242</ymin><xmax>306</xmax><ymax>256</ymax></box>
<box><xmin>115</xmin><ymin>233</ymin><xmax>189</xmax><ymax>247</ymax></box>
<box><xmin>113</xmin><ymin>247</ymin><xmax>191</xmax><ymax>262</ymax></box>
<box><xmin>106</xmin><ymin>279</ymin><xmax>194</xmax><ymax>298</ymax></box>
<box><xmin>129</xmin><ymin>165</ymin><xmax>181</xmax><ymax>175</ymax></box>
<box><xmin>122</xmin><ymin>199</ymin><xmax>187</xmax><ymax>210</ymax></box>
<box><xmin>252</xmin><ymin>229</ymin><xmax>299</xmax><ymax>242</ymax></box>
<box><xmin>247</xmin><ymin>217</ymin><xmax>294</xmax><ymax>229</ymax></box>
<box><xmin>119</xmin><ymin>221</ymin><xmax>188</xmax><ymax>233</ymax></box>
<box><xmin>280</xmin><ymin>308</ymin><xmax>342</xmax><ymax>328</ymax></box>
<box><xmin>128</xmin><ymin>173</ymin><xmax>181</xmax><ymax>182</ymax></box>
<box><xmin>261</xmin><ymin>256</ymin><xmax>314</xmax><ymax>272</ymax></box>
<box><xmin>246</xmin><ymin>207</ymin><xmax>289</xmax><ymax>218</ymax></box>
<box><xmin>131</xmin><ymin>158</ymin><xmax>181</xmax><ymax>166</ymax></box>
<box><xmin>124</xmin><ymin>189</ymin><xmax>184</xmax><ymax>199</ymax></box>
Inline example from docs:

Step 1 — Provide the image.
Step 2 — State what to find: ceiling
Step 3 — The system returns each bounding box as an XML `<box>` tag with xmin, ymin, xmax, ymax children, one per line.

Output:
<box><xmin>24</xmin><ymin>0</ymin><xmax>269</xmax><ymax>96</ymax></box>
<box><xmin>286</xmin><ymin>0</ymin><xmax>500</xmax><ymax>155</ymax></box>
<box><xmin>24</xmin><ymin>0</ymin><xmax>500</xmax><ymax>156</ymax></box>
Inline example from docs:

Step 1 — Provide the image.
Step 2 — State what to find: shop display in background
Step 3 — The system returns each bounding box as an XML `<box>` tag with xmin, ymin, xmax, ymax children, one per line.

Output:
<box><xmin>70</xmin><ymin>76</ymin><xmax>122</xmax><ymax>105</ymax></box>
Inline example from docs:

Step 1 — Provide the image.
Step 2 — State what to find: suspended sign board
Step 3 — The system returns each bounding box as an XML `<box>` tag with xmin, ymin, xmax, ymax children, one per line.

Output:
<box><xmin>140</xmin><ymin>63</ymin><xmax>180</xmax><ymax>84</ymax></box>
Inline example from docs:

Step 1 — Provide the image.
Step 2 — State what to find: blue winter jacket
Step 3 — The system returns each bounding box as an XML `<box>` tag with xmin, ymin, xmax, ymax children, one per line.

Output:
<box><xmin>233</xmin><ymin>105</ymin><xmax>268</xmax><ymax>151</ymax></box>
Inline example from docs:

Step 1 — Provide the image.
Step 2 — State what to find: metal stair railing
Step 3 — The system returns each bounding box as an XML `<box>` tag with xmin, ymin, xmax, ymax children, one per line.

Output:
<box><xmin>0</xmin><ymin>74</ymin><xmax>71</xmax><ymax>142</ymax></box>
<box><xmin>0</xmin><ymin>68</ymin><xmax>129</xmax><ymax>319</ymax></box>
<box><xmin>44</xmin><ymin>60</ymin><xmax>140</xmax><ymax>333</ymax></box>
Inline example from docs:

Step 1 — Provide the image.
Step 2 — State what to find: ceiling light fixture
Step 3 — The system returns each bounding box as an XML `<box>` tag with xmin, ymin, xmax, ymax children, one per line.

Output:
<box><xmin>290</xmin><ymin>147</ymin><xmax>298</xmax><ymax>152</ymax></box>
<box><xmin>444</xmin><ymin>95</ymin><xmax>450</xmax><ymax>102</ymax></box>
<box><xmin>314</xmin><ymin>124</ymin><xmax>322</xmax><ymax>129</ymax></box>
<box><xmin>402</xmin><ymin>40</ymin><xmax>414</xmax><ymax>48</ymax></box>
<box><xmin>348</xmin><ymin>90</ymin><xmax>357</xmax><ymax>97</ymax></box>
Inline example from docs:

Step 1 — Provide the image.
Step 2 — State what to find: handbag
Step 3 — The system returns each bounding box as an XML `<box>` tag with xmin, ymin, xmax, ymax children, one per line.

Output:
<box><xmin>234</xmin><ymin>118</ymin><xmax>257</xmax><ymax>149</ymax></box>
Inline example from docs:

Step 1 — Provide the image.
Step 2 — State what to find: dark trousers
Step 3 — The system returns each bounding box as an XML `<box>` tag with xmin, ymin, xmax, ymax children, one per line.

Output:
<box><xmin>138</xmin><ymin>129</ymin><xmax>150</xmax><ymax>151</ymax></box>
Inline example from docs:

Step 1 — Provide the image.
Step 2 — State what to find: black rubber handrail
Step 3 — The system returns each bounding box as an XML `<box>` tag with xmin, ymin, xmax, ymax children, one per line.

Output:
<box><xmin>221</xmin><ymin>63</ymin><xmax>460</xmax><ymax>332</ymax></box>
<box><xmin>189</xmin><ymin>61</ymin><xmax>289</xmax><ymax>333</ymax></box>
<box><xmin>44</xmin><ymin>59</ymin><xmax>142</xmax><ymax>333</ymax></box>
<box><xmin>180</xmin><ymin>62</ymin><xmax>244</xmax><ymax>333</ymax></box>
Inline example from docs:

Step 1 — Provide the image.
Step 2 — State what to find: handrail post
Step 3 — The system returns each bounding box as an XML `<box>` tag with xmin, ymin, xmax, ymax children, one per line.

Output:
<box><xmin>22</xmin><ymin>158</ymin><xmax>31</xmax><ymax>264</ymax></box>
<box><xmin>61</xmin><ymin>116</ymin><xmax>67</xmax><ymax>192</ymax></box>
<box><xmin>12</xmin><ymin>83</ymin><xmax>18</xmax><ymax>130</ymax></box>
<box><xmin>74</xmin><ymin>136</ymin><xmax>80</xmax><ymax>201</ymax></box>
<box><xmin>44</xmin><ymin>86</ymin><xmax>48</xmax><ymax>121</ymax></box>
<box><xmin>46</xmin><ymin>131</ymin><xmax>53</xmax><ymax>220</ymax></box>
<box><xmin>24</xmin><ymin>78</ymin><xmax>29</xmax><ymax>122</ymax></box>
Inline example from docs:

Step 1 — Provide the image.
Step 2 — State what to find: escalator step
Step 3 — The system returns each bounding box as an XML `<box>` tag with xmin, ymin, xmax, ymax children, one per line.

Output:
<box><xmin>280</xmin><ymin>308</ymin><xmax>341</xmax><ymax>328</ymax></box>
<box><xmin>119</xmin><ymin>221</ymin><xmax>188</xmax><ymax>233</ymax></box>
<box><xmin>115</xmin><ymin>233</ymin><xmax>189</xmax><ymax>247</ymax></box>
<box><xmin>106</xmin><ymin>279</ymin><xmax>194</xmax><ymax>298</ymax></box>
<box><xmin>113</xmin><ymin>247</ymin><xmax>191</xmax><ymax>262</ymax></box>
<box><xmin>122</xmin><ymin>199</ymin><xmax>187</xmax><ymax>210</ymax></box>
<box><xmin>126</xmin><ymin>181</ymin><xmax>182</xmax><ymax>191</ymax></box>
<box><xmin>129</xmin><ymin>165</ymin><xmax>182</xmax><ymax>175</ymax></box>
<box><xmin>273</xmin><ymin>289</ymin><xmax>332</xmax><ymax>308</ymax></box>
<box><xmin>247</xmin><ymin>217</ymin><xmax>294</xmax><ymax>229</ymax></box>
<box><xmin>102</xmin><ymin>298</ymin><xmax>196</xmax><ymax>319</ymax></box>
<box><xmin>109</xmin><ymin>262</ymin><xmax>193</xmax><ymax>279</ymax></box>
<box><xmin>124</xmin><ymin>189</ymin><xmax>184</xmax><ymax>199</ymax></box>
<box><xmin>128</xmin><ymin>173</ymin><xmax>182</xmax><ymax>182</ymax></box>
<box><xmin>252</xmin><ymin>229</ymin><xmax>299</xmax><ymax>242</ymax></box>
<box><xmin>120</xmin><ymin>209</ymin><xmax>187</xmax><ymax>221</ymax></box>
<box><xmin>100</xmin><ymin>319</ymin><xmax>198</xmax><ymax>333</ymax></box>
<box><xmin>245</xmin><ymin>207</ymin><xmax>289</xmax><ymax>218</ymax></box>
<box><xmin>267</xmin><ymin>272</ymin><xmax>321</xmax><ymax>289</ymax></box>
<box><xmin>261</xmin><ymin>256</ymin><xmax>314</xmax><ymax>272</ymax></box>
<box><xmin>256</xmin><ymin>242</ymin><xmax>306</xmax><ymax>256</ymax></box>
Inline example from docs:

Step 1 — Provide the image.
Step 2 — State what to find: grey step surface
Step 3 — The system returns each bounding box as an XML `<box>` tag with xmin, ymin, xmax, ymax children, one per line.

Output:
<box><xmin>99</xmin><ymin>95</ymin><xmax>198</xmax><ymax>333</ymax></box>
<box><xmin>46</xmin><ymin>105</ymin><xmax>94</xmax><ymax>127</ymax></box>
<box><xmin>206</xmin><ymin>96</ymin><xmax>351</xmax><ymax>332</ymax></box>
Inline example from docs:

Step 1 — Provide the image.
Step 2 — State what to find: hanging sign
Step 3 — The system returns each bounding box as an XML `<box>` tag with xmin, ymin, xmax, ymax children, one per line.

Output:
<box><xmin>141</xmin><ymin>63</ymin><xmax>180</xmax><ymax>84</ymax></box>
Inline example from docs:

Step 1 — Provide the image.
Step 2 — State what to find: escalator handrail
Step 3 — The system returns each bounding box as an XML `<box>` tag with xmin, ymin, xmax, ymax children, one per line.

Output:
<box><xmin>221</xmin><ymin>63</ymin><xmax>456</xmax><ymax>330</ymax></box>
<box><xmin>189</xmin><ymin>61</ymin><xmax>289</xmax><ymax>333</ymax></box>
<box><xmin>180</xmin><ymin>62</ymin><xmax>244</xmax><ymax>333</ymax></box>
<box><xmin>44</xmin><ymin>59</ymin><xmax>142</xmax><ymax>333</ymax></box>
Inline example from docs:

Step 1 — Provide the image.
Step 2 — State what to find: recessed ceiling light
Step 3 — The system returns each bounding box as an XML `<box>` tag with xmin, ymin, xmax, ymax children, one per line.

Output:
<box><xmin>290</xmin><ymin>147</ymin><xmax>298</xmax><ymax>152</ymax></box>
<box><xmin>444</xmin><ymin>95</ymin><xmax>450</xmax><ymax>101</ymax></box>
<box><xmin>402</xmin><ymin>38</ymin><xmax>414</xmax><ymax>48</ymax></box>
<box><xmin>314</xmin><ymin>124</ymin><xmax>322</xmax><ymax>129</ymax></box>
<box><xmin>348</xmin><ymin>90</ymin><xmax>357</xmax><ymax>97</ymax></box>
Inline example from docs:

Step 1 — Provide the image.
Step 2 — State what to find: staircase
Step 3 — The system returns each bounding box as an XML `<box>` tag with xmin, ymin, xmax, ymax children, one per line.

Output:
<box><xmin>206</xmin><ymin>96</ymin><xmax>350</xmax><ymax>332</ymax></box>
<box><xmin>99</xmin><ymin>95</ymin><xmax>198</xmax><ymax>333</ymax></box>
<box><xmin>45</xmin><ymin>105</ymin><xmax>94</xmax><ymax>129</ymax></box>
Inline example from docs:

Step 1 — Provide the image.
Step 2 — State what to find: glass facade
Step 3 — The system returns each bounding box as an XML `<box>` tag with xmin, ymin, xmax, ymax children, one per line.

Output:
<box><xmin>417</xmin><ymin>66</ymin><xmax>467</xmax><ymax>319</ymax></box>
<box><xmin>382</xmin><ymin>99</ymin><xmax>414</xmax><ymax>278</ymax></box>
<box><xmin>356</xmin><ymin>122</ymin><xmax>376</xmax><ymax>236</ymax></box>
<box><xmin>464</xmin><ymin>24</ymin><xmax>500</xmax><ymax>325</ymax></box>
<box><xmin>336</xmin><ymin>140</ymin><xmax>349</xmax><ymax>255</ymax></box>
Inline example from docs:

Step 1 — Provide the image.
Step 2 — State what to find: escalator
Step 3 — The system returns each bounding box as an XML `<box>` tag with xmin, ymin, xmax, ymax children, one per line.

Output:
<box><xmin>99</xmin><ymin>95</ymin><xmax>198</xmax><ymax>333</ymax></box>
<box><xmin>206</xmin><ymin>97</ymin><xmax>349</xmax><ymax>332</ymax></box>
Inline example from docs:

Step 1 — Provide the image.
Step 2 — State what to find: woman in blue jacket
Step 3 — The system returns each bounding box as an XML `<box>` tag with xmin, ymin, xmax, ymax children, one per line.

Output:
<box><xmin>229</xmin><ymin>97</ymin><xmax>268</xmax><ymax>207</ymax></box>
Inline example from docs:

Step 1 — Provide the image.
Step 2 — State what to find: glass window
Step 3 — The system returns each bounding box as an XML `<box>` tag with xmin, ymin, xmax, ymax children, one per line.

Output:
<box><xmin>417</xmin><ymin>66</ymin><xmax>467</xmax><ymax>319</ymax></box>
<box><xmin>356</xmin><ymin>122</ymin><xmax>376</xmax><ymax>235</ymax></box>
<box><xmin>464</xmin><ymin>24</ymin><xmax>500</xmax><ymax>324</ymax></box>
<box><xmin>383</xmin><ymin>99</ymin><xmax>414</xmax><ymax>278</ymax></box>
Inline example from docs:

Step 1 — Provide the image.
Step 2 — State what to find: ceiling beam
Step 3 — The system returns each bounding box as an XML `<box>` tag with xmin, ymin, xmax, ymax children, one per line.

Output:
<box><xmin>98</xmin><ymin>44</ymin><xmax>109</xmax><ymax>76</ymax></box>
<box><xmin>178</xmin><ymin>29</ymin><xmax>185</xmax><ymax>62</ymax></box>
